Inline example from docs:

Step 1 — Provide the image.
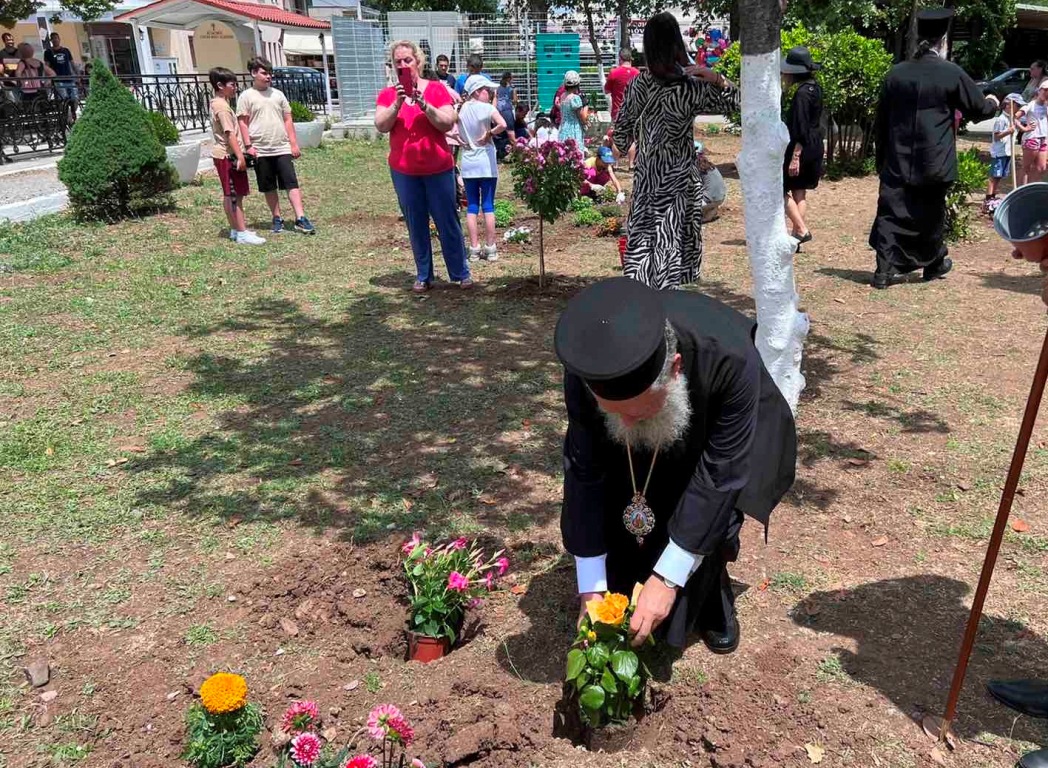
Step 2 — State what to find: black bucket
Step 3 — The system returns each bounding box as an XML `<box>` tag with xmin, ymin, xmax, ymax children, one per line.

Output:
<box><xmin>994</xmin><ymin>182</ymin><xmax>1048</xmax><ymax>244</ymax></box>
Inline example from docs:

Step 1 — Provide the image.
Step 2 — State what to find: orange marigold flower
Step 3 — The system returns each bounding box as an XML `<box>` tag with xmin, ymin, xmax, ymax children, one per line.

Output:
<box><xmin>199</xmin><ymin>672</ymin><xmax>248</xmax><ymax>715</ymax></box>
<box><xmin>586</xmin><ymin>592</ymin><xmax>629</xmax><ymax>626</ymax></box>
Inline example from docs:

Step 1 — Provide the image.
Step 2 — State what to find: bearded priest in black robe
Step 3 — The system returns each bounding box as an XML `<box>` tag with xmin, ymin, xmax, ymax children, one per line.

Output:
<box><xmin>868</xmin><ymin>8</ymin><xmax>999</xmax><ymax>289</ymax></box>
<box><xmin>555</xmin><ymin>278</ymin><xmax>797</xmax><ymax>653</ymax></box>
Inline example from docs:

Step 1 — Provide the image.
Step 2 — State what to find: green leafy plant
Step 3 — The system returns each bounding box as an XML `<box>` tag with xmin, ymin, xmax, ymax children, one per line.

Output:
<box><xmin>715</xmin><ymin>26</ymin><xmax>891</xmax><ymax>176</ymax></box>
<box><xmin>401</xmin><ymin>533</ymin><xmax>508</xmax><ymax>642</ymax></box>
<box><xmin>289</xmin><ymin>101</ymin><xmax>316</xmax><ymax>123</ymax></box>
<box><xmin>183</xmin><ymin>673</ymin><xmax>262</xmax><ymax>768</ymax></box>
<box><xmin>946</xmin><ymin>147</ymin><xmax>989</xmax><ymax>242</ymax></box>
<box><xmin>596</xmin><ymin>203</ymin><xmax>621</xmax><ymax>219</ymax></box>
<box><xmin>596</xmin><ymin>216</ymin><xmax>622</xmax><ymax>237</ymax></box>
<box><xmin>57</xmin><ymin>60</ymin><xmax>177</xmax><ymax>222</ymax></box>
<box><xmin>145</xmin><ymin>111</ymin><xmax>180</xmax><ymax>147</ymax></box>
<box><xmin>566</xmin><ymin>589</ymin><xmax>651</xmax><ymax>727</ymax></box>
<box><xmin>573</xmin><ymin>207</ymin><xmax>603</xmax><ymax>227</ymax></box>
<box><xmin>569</xmin><ymin>196</ymin><xmax>594</xmax><ymax>212</ymax></box>
<box><xmin>493</xmin><ymin>199</ymin><xmax>516</xmax><ymax>228</ymax></box>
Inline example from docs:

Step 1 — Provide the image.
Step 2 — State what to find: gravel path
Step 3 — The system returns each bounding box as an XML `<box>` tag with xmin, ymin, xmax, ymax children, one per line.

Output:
<box><xmin>0</xmin><ymin>168</ymin><xmax>66</xmax><ymax>207</ymax></box>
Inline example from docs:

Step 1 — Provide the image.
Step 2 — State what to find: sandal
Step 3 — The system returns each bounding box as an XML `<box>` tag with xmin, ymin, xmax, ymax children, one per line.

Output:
<box><xmin>412</xmin><ymin>280</ymin><xmax>430</xmax><ymax>294</ymax></box>
<box><xmin>795</xmin><ymin>231</ymin><xmax>813</xmax><ymax>245</ymax></box>
<box><xmin>460</xmin><ymin>278</ymin><xmax>476</xmax><ymax>290</ymax></box>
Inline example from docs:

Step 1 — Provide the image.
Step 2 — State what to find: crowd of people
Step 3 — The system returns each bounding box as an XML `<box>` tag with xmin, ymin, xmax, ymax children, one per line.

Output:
<box><xmin>1</xmin><ymin>31</ymin><xmax>83</xmax><ymax>105</ymax></box>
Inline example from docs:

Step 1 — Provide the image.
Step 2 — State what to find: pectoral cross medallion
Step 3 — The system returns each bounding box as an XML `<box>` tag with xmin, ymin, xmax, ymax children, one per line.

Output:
<box><xmin>623</xmin><ymin>493</ymin><xmax>655</xmax><ymax>545</ymax></box>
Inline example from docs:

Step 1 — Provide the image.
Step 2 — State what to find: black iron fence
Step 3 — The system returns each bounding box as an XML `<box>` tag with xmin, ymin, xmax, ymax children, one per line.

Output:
<box><xmin>0</xmin><ymin>72</ymin><xmax>330</xmax><ymax>160</ymax></box>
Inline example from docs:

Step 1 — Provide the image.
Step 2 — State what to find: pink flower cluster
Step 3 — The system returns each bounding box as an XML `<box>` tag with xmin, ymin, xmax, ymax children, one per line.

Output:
<box><xmin>290</xmin><ymin>732</ymin><xmax>322</xmax><ymax>767</ymax></box>
<box><xmin>367</xmin><ymin>703</ymin><xmax>414</xmax><ymax>746</ymax></box>
<box><xmin>341</xmin><ymin>757</ymin><xmax>378</xmax><ymax>768</ymax></box>
<box><xmin>508</xmin><ymin>138</ymin><xmax>587</xmax><ymax>220</ymax></box>
<box><xmin>281</xmin><ymin>700</ymin><xmax>320</xmax><ymax>735</ymax></box>
<box><xmin>447</xmin><ymin>571</ymin><xmax>470</xmax><ymax>592</ymax></box>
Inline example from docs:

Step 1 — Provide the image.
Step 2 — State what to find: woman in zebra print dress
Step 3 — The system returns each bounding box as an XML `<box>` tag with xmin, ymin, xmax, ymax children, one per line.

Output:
<box><xmin>614</xmin><ymin>12</ymin><xmax>734</xmax><ymax>290</ymax></box>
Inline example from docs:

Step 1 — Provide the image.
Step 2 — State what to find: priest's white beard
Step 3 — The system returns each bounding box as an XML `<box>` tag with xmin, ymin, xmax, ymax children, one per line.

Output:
<box><xmin>602</xmin><ymin>374</ymin><xmax>692</xmax><ymax>452</ymax></box>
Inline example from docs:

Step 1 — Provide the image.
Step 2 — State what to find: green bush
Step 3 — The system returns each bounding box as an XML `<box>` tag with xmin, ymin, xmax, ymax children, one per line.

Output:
<box><xmin>145</xmin><ymin>111</ymin><xmax>179</xmax><ymax>146</ymax></box>
<box><xmin>946</xmin><ymin>148</ymin><xmax>989</xmax><ymax>242</ymax></box>
<box><xmin>597</xmin><ymin>203</ymin><xmax>621</xmax><ymax>219</ymax></box>
<box><xmin>715</xmin><ymin>26</ymin><xmax>891</xmax><ymax>177</ymax></box>
<box><xmin>57</xmin><ymin>60</ymin><xmax>177</xmax><ymax>222</ymax></box>
<box><xmin>289</xmin><ymin>101</ymin><xmax>315</xmax><ymax>123</ymax></box>
<box><xmin>494</xmin><ymin>199</ymin><xmax>516</xmax><ymax>228</ymax></box>
<box><xmin>573</xmin><ymin>207</ymin><xmax>603</xmax><ymax>227</ymax></box>
<box><xmin>569</xmin><ymin>196</ymin><xmax>594</xmax><ymax>212</ymax></box>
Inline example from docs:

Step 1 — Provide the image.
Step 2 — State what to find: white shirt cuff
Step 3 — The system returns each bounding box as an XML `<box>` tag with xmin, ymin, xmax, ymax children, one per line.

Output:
<box><xmin>574</xmin><ymin>554</ymin><xmax>608</xmax><ymax>594</ymax></box>
<box><xmin>653</xmin><ymin>539</ymin><xmax>703</xmax><ymax>587</ymax></box>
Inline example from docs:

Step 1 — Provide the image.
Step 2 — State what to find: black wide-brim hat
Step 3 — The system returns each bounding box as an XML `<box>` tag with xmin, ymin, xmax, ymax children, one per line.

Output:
<box><xmin>916</xmin><ymin>7</ymin><xmax>953</xmax><ymax>41</ymax></box>
<box><xmin>554</xmin><ymin>277</ymin><xmax>668</xmax><ymax>402</ymax></box>
<box><xmin>781</xmin><ymin>46</ymin><xmax>821</xmax><ymax>75</ymax></box>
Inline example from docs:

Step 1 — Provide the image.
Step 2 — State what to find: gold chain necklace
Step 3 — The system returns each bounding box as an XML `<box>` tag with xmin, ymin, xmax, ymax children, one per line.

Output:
<box><xmin>623</xmin><ymin>438</ymin><xmax>659</xmax><ymax>545</ymax></box>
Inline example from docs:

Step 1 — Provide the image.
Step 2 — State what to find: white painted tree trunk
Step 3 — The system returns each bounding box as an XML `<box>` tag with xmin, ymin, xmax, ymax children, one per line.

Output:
<box><xmin>737</xmin><ymin>49</ymin><xmax>809</xmax><ymax>412</ymax></box>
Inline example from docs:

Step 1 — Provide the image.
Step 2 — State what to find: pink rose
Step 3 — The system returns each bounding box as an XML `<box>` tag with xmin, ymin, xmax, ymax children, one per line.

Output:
<box><xmin>448</xmin><ymin>572</ymin><xmax>470</xmax><ymax>592</ymax></box>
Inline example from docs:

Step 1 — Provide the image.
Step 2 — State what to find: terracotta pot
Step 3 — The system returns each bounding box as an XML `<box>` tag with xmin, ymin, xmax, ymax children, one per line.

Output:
<box><xmin>407</xmin><ymin>632</ymin><xmax>450</xmax><ymax>663</ymax></box>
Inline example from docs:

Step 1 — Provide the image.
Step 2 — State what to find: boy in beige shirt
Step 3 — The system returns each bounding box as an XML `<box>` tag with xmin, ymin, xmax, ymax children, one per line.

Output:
<box><xmin>236</xmin><ymin>56</ymin><xmax>316</xmax><ymax>235</ymax></box>
<box><xmin>210</xmin><ymin>67</ymin><xmax>265</xmax><ymax>245</ymax></box>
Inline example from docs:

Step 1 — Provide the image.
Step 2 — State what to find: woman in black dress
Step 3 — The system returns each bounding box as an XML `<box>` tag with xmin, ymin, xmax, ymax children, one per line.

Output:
<box><xmin>781</xmin><ymin>46</ymin><xmax>824</xmax><ymax>245</ymax></box>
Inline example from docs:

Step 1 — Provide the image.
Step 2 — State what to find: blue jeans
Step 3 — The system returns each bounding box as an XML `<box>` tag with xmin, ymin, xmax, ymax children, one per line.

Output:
<box><xmin>56</xmin><ymin>81</ymin><xmax>78</xmax><ymax>100</ymax></box>
<box><xmin>390</xmin><ymin>168</ymin><xmax>470</xmax><ymax>284</ymax></box>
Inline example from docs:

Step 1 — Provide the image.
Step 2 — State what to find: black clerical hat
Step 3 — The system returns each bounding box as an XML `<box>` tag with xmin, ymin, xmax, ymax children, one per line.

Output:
<box><xmin>916</xmin><ymin>8</ymin><xmax>953</xmax><ymax>41</ymax></box>
<box><xmin>554</xmin><ymin>278</ymin><xmax>667</xmax><ymax>401</ymax></box>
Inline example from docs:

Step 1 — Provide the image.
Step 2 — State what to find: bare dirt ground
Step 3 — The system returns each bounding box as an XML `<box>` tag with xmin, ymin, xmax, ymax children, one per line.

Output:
<box><xmin>2</xmin><ymin>134</ymin><xmax>1048</xmax><ymax>768</ymax></box>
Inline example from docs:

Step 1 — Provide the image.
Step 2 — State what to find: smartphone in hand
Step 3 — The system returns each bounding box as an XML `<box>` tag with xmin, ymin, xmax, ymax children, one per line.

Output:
<box><xmin>397</xmin><ymin>67</ymin><xmax>414</xmax><ymax>95</ymax></box>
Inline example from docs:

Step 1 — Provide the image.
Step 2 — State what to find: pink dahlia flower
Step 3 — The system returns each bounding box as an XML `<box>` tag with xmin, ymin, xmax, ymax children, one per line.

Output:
<box><xmin>281</xmin><ymin>700</ymin><xmax>320</xmax><ymax>734</ymax></box>
<box><xmin>342</xmin><ymin>757</ymin><xmax>378</xmax><ymax>768</ymax></box>
<box><xmin>367</xmin><ymin>703</ymin><xmax>402</xmax><ymax>740</ymax></box>
<box><xmin>290</xmin><ymin>732</ymin><xmax>322</xmax><ymax>767</ymax></box>
<box><xmin>388</xmin><ymin>715</ymin><xmax>415</xmax><ymax>746</ymax></box>
<box><xmin>447</xmin><ymin>572</ymin><xmax>470</xmax><ymax>592</ymax></box>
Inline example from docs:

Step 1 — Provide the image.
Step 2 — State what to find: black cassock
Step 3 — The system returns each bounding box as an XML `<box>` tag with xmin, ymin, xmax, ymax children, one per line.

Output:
<box><xmin>561</xmin><ymin>291</ymin><xmax>797</xmax><ymax>648</ymax></box>
<box><xmin>868</xmin><ymin>50</ymin><xmax>997</xmax><ymax>273</ymax></box>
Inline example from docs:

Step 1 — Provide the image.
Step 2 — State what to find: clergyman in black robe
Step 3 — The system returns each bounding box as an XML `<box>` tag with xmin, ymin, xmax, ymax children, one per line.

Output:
<box><xmin>554</xmin><ymin>278</ymin><xmax>797</xmax><ymax>652</ymax></box>
<box><xmin>869</xmin><ymin>8</ymin><xmax>999</xmax><ymax>289</ymax></box>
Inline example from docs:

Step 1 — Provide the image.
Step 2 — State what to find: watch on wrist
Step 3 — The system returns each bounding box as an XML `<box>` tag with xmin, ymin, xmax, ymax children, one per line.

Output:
<box><xmin>656</xmin><ymin>573</ymin><xmax>680</xmax><ymax>590</ymax></box>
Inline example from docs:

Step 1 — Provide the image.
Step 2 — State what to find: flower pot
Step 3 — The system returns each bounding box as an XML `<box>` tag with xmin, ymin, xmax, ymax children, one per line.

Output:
<box><xmin>165</xmin><ymin>140</ymin><xmax>201</xmax><ymax>185</ymax></box>
<box><xmin>295</xmin><ymin>121</ymin><xmax>324</xmax><ymax>150</ymax></box>
<box><xmin>407</xmin><ymin>632</ymin><xmax>449</xmax><ymax>663</ymax></box>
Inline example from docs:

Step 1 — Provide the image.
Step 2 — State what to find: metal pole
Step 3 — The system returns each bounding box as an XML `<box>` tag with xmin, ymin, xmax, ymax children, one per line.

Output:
<box><xmin>938</xmin><ymin>325</ymin><xmax>1048</xmax><ymax>742</ymax></box>
<box><xmin>524</xmin><ymin>17</ymin><xmax>532</xmax><ymax>109</ymax></box>
<box><xmin>320</xmin><ymin>32</ymin><xmax>333</xmax><ymax>115</ymax></box>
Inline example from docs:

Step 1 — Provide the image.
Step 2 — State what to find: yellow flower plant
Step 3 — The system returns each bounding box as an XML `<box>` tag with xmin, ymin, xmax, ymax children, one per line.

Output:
<box><xmin>199</xmin><ymin>672</ymin><xmax>249</xmax><ymax>715</ymax></box>
<box><xmin>585</xmin><ymin>593</ymin><xmax>630</xmax><ymax>626</ymax></box>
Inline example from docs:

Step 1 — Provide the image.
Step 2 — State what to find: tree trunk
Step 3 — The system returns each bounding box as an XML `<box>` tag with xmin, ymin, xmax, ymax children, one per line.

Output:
<box><xmin>905</xmin><ymin>0</ymin><xmax>919</xmax><ymax>59</ymax></box>
<box><xmin>618</xmin><ymin>0</ymin><xmax>629</xmax><ymax>56</ymax></box>
<box><xmin>582</xmin><ymin>0</ymin><xmax>606</xmax><ymax>87</ymax></box>
<box><xmin>729</xmin><ymin>0</ymin><xmax>740</xmax><ymax>42</ymax></box>
<box><xmin>539</xmin><ymin>217</ymin><xmax>546</xmax><ymax>288</ymax></box>
<box><xmin>738</xmin><ymin>0</ymin><xmax>808</xmax><ymax>411</ymax></box>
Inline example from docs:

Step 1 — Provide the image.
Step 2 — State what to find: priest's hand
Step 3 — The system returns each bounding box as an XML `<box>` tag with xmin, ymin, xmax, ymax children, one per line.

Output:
<box><xmin>578</xmin><ymin>592</ymin><xmax>603</xmax><ymax>628</ymax></box>
<box><xmin>629</xmin><ymin>575</ymin><xmax>677</xmax><ymax>647</ymax></box>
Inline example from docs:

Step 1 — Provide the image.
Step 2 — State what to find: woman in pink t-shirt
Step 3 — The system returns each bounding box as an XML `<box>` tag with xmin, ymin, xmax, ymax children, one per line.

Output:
<box><xmin>375</xmin><ymin>40</ymin><xmax>472</xmax><ymax>293</ymax></box>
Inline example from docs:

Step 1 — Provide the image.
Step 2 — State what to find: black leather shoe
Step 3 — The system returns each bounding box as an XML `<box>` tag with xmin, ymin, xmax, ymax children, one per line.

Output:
<box><xmin>988</xmin><ymin>679</ymin><xmax>1048</xmax><ymax>719</ymax></box>
<box><xmin>872</xmin><ymin>270</ymin><xmax>898</xmax><ymax>290</ymax></box>
<box><xmin>1020</xmin><ymin>748</ymin><xmax>1048</xmax><ymax>768</ymax></box>
<box><xmin>701</xmin><ymin>617</ymin><xmax>740</xmax><ymax>655</ymax></box>
<box><xmin>923</xmin><ymin>257</ymin><xmax>953</xmax><ymax>281</ymax></box>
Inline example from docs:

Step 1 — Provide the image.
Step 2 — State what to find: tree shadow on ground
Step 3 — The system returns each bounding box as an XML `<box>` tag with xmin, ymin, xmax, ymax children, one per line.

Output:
<box><xmin>793</xmin><ymin>575</ymin><xmax>1048</xmax><ymax>743</ymax></box>
<box><xmin>129</xmin><ymin>275</ymin><xmax>601</xmax><ymax>539</ymax></box>
<box><xmin>979</xmin><ymin>271</ymin><xmax>1043</xmax><ymax>297</ymax></box>
<box><xmin>842</xmin><ymin>399</ymin><xmax>950</xmax><ymax>434</ymax></box>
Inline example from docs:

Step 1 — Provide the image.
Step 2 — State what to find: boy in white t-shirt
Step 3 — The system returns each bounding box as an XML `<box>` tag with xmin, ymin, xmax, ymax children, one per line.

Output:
<box><xmin>457</xmin><ymin>75</ymin><xmax>506</xmax><ymax>262</ymax></box>
<box><xmin>987</xmin><ymin>93</ymin><xmax>1022</xmax><ymax>202</ymax></box>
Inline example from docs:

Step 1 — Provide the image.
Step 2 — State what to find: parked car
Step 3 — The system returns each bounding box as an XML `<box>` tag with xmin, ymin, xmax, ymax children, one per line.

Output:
<box><xmin>976</xmin><ymin>68</ymin><xmax>1030</xmax><ymax>101</ymax></box>
<box><xmin>272</xmin><ymin>66</ymin><xmax>326</xmax><ymax>107</ymax></box>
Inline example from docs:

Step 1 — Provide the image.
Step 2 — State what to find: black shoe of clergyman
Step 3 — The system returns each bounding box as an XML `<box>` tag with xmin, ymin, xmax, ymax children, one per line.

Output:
<box><xmin>987</xmin><ymin>679</ymin><xmax>1048</xmax><ymax>719</ymax></box>
<box><xmin>872</xmin><ymin>270</ymin><xmax>898</xmax><ymax>290</ymax></box>
<box><xmin>1020</xmin><ymin>748</ymin><xmax>1048</xmax><ymax>768</ymax></box>
<box><xmin>701</xmin><ymin>617</ymin><xmax>740</xmax><ymax>655</ymax></box>
<box><xmin>923</xmin><ymin>257</ymin><xmax>953</xmax><ymax>281</ymax></box>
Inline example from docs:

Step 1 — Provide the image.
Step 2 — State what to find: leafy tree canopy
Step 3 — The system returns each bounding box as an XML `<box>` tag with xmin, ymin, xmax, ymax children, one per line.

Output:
<box><xmin>1</xmin><ymin>0</ymin><xmax>115</xmax><ymax>28</ymax></box>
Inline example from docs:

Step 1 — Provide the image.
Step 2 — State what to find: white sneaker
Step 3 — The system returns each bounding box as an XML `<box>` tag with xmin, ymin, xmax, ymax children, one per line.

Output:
<box><xmin>483</xmin><ymin>245</ymin><xmax>498</xmax><ymax>262</ymax></box>
<box><xmin>229</xmin><ymin>229</ymin><xmax>237</xmax><ymax>241</ymax></box>
<box><xmin>235</xmin><ymin>230</ymin><xmax>266</xmax><ymax>245</ymax></box>
<box><xmin>469</xmin><ymin>246</ymin><xmax>482</xmax><ymax>262</ymax></box>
